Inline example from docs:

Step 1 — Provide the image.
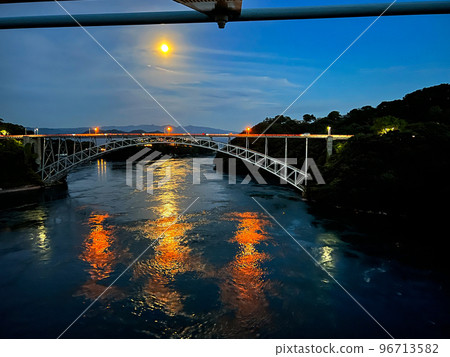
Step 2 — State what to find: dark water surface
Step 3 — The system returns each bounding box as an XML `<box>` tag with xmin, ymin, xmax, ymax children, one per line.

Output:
<box><xmin>0</xmin><ymin>157</ymin><xmax>449</xmax><ymax>338</ymax></box>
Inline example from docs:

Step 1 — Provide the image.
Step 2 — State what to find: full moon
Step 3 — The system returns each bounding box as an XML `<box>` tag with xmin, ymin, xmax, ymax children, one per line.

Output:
<box><xmin>160</xmin><ymin>44</ymin><xmax>170</xmax><ymax>53</ymax></box>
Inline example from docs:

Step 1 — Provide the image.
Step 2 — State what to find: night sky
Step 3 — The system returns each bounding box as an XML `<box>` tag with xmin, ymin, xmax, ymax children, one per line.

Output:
<box><xmin>0</xmin><ymin>0</ymin><xmax>449</xmax><ymax>131</ymax></box>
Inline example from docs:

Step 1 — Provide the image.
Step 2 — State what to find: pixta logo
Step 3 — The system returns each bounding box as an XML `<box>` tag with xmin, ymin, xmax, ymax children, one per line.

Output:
<box><xmin>126</xmin><ymin>148</ymin><xmax>325</xmax><ymax>194</ymax></box>
<box><xmin>126</xmin><ymin>148</ymin><xmax>172</xmax><ymax>194</ymax></box>
<box><xmin>194</xmin><ymin>157</ymin><xmax>325</xmax><ymax>186</ymax></box>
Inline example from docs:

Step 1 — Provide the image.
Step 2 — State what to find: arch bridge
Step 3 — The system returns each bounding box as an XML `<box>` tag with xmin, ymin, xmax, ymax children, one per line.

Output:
<box><xmin>10</xmin><ymin>133</ymin><xmax>352</xmax><ymax>192</ymax></box>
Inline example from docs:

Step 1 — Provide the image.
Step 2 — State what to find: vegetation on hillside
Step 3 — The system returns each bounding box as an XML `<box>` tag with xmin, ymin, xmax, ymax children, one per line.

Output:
<box><xmin>0</xmin><ymin>117</ymin><xmax>29</xmax><ymax>136</ymax></box>
<box><xmin>227</xmin><ymin>84</ymin><xmax>450</xmax><ymax>220</ymax></box>
<box><xmin>0</xmin><ymin>141</ymin><xmax>41</xmax><ymax>190</ymax></box>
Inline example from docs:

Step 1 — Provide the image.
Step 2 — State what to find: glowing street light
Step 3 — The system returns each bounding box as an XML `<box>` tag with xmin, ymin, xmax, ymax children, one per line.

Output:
<box><xmin>246</xmin><ymin>127</ymin><xmax>251</xmax><ymax>135</ymax></box>
<box><xmin>165</xmin><ymin>126</ymin><xmax>172</xmax><ymax>134</ymax></box>
<box><xmin>95</xmin><ymin>127</ymin><xmax>99</xmax><ymax>134</ymax></box>
<box><xmin>327</xmin><ymin>126</ymin><xmax>331</xmax><ymax>136</ymax></box>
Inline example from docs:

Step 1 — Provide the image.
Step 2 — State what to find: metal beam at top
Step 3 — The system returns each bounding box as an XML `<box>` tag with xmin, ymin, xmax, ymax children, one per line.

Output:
<box><xmin>0</xmin><ymin>1</ymin><xmax>449</xmax><ymax>29</ymax></box>
<box><xmin>0</xmin><ymin>0</ymin><xmax>74</xmax><ymax>2</ymax></box>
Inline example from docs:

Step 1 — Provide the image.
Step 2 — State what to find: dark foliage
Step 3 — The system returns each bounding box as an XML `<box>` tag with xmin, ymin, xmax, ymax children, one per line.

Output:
<box><xmin>221</xmin><ymin>84</ymin><xmax>450</xmax><ymax>220</ymax></box>
<box><xmin>0</xmin><ymin>117</ymin><xmax>29</xmax><ymax>135</ymax></box>
<box><xmin>0</xmin><ymin>138</ymin><xmax>41</xmax><ymax>189</ymax></box>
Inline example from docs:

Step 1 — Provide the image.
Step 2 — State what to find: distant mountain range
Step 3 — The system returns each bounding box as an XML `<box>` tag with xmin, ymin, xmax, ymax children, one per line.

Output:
<box><xmin>27</xmin><ymin>124</ymin><xmax>237</xmax><ymax>135</ymax></box>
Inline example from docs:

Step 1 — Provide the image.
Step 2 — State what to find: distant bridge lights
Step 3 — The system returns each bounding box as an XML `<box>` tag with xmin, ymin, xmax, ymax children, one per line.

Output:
<box><xmin>88</xmin><ymin>127</ymin><xmax>100</xmax><ymax>134</ymax></box>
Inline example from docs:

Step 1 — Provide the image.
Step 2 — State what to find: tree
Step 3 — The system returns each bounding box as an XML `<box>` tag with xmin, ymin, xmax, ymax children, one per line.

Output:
<box><xmin>0</xmin><ymin>138</ymin><xmax>41</xmax><ymax>188</ymax></box>
<box><xmin>428</xmin><ymin>105</ymin><xmax>444</xmax><ymax>122</ymax></box>
<box><xmin>371</xmin><ymin>116</ymin><xmax>407</xmax><ymax>135</ymax></box>
<box><xmin>327</xmin><ymin>111</ymin><xmax>341</xmax><ymax>121</ymax></box>
<box><xmin>0</xmin><ymin>118</ymin><xmax>26</xmax><ymax>135</ymax></box>
<box><xmin>303</xmin><ymin>114</ymin><xmax>316</xmax><ymax>123</ymax></box>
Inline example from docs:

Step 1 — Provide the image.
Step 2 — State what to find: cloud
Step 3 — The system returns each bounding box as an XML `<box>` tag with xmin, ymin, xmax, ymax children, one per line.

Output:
<box><xmin>186</xmin><ymin>45</ymin><xmax>308</xmax><ymax>63</ymax></box>
<box><xmin>2</xmin><ymin>1</ymin><xmax>448</xmax><ymax>130</ymax></box>
<box><xmin>0</xmin><ymin>22</ymin><xmax>326</xmax><ymax>130</ymax></box>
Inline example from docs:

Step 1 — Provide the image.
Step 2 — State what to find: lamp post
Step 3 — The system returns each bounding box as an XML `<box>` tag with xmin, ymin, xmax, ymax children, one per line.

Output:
<box><xmin>167</xmin><ymin>126</ymin><xmax>172</xmax><ymax>135</ymax></box>
<box><xmin>245</xmin><ymin>127</ymin><xmax>250</xmax><ymax>157</ymax></box>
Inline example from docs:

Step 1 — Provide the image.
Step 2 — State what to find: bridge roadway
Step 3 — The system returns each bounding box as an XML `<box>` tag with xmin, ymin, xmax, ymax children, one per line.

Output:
<box><xmin>3</xmin><ymin>133</ymin><xmax>353</xmax><ymax>140</ymax></box>
<box><xmin>1</xmin><ymin>133</ymin><xmax>352</xmax><ymax>191</ymax></box>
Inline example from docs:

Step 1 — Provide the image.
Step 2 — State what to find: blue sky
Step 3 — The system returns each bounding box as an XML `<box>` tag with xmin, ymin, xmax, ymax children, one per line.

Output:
<box><xmin>0</xmin><ymin>0</ymin><xmax>449</xmax><ymax>131</ymax></box>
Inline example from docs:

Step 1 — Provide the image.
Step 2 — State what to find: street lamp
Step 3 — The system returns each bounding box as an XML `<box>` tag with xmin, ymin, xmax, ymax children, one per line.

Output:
<box><xmin>166</xmin><ymin>126</ymin><xmax>172</xmax><ymax>134</ymax></box>
<box><xmin>327</xmin><ymin>126</ymin><xmax>331</xmax><ymax>136</ymax></box>
<box><xmin>95</xmin><ymin>127</ymin><xmax>99</xmax><ymax>134</ymax></box>
<box><xmin>245</xmin><ymin>127</ymin><xmax>251</xmax><ymax>155</ymax></box>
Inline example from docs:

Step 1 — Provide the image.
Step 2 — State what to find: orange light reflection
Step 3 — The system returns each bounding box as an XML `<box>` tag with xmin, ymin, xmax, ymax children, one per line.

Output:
<box><xmin>133</xmin><ymin>214</ymin><xmax>205</xmax><ymax>316</ymax></box>
<box><xmin>80</xmin><ymin>213</ymin><xmax>116</xmax><ymax>281</ymax></box>
<box><xmin>76</xmin><ymin>212</ymin><xmax>127</xmax><ymax>302</ymax></box>
<box><xmin>220</xmin><ymin>212</ymin><xmax>272</xmax><ymax>332</ymax></box>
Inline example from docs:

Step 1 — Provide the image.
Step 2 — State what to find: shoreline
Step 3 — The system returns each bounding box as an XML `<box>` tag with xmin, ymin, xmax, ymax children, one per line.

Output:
<box><xmin>0</xmin><ymin>185</ymin><xmax>43</xmax><ymax>195</ymax></box>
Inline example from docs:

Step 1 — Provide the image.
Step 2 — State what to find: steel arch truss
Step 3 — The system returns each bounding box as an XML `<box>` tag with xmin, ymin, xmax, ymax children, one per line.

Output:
<box><xmin>39</xmin><ymin>135</ymin><xmax>307</xmax><ymax>191</ymax></box>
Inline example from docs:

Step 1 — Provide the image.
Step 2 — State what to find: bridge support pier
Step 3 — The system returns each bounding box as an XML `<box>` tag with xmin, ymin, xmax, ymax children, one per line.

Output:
<box><xmin>23</xmin><ymin>136</ymin><xmax>43</xmax><ymax>170</ymax></box>
<box><xmin>326</xmin><ymin>136</ymin><xmax>333</xmax><ymax>157</ymax></box>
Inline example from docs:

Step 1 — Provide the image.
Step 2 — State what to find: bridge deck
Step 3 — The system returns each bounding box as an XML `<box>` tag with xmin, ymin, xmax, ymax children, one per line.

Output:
<box><xmin>1</xmin><ymin>133</ymin><xmax>353</xmax><ymax>140</ymax></box>
<box><xmin>2</xmin><ymin>133</ymin><xmax>352</xmax><ymax>188</ymax></box>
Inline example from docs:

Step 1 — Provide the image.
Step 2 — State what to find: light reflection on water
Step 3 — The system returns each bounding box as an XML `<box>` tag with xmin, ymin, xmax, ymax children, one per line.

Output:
<box><xmin>80</xmin><ymin>213</ymin><xmax>116</xmax><ymax>282</ymax></box>
<box><xmin>132</xmin><ymin>159</ymin><xmax>206</xmax><ymax>316</ymax></box>
<box><xmin>80</xmin><ymin>157</ymin><xmax>278</xmax><ymax>330</ymax></box>
<box><xmin>130</xmin><ymin>210</ymin><xmax>275</xmax><ymax>335</ymax></box>
<box><xmin>76</xmin><ymin>212</ymin><xmax>127</xmax><ymax>302</ymax></box>
<box><xmin>97</xmin><ymin>159</ymin><xmax>107</xmax><ymax>181</ymax></box>
<box><xmin>29</xmin><ymin>207</ymin><xmax>51</xmax><ymax>257</ymax></box>
<box><xmin>219</xmin><ymin>212</ymin><xmax>273</xmax><ymax>335</ymax></box>
<box><xmin>132</xmin><ymin>215</ymin><xmax>201</xmax><ymax>316</ymax></box>
<box><xmin>1</xmin><ymin>157</ymin><xmax>449</xmax><ymax>338</ymax></box>
<box><xmin>65</xmin><ymin>158</ymin><xmax>448</xmax><ymax>338</ymax></box>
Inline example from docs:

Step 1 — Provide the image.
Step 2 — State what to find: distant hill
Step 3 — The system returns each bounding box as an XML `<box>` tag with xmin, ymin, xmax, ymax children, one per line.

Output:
<box><xmin>237</xmin><ymin>83</ymin><xmax>450</xmax><ymax>137</ymax></box>
<box><xmin>30</xmin><ymin>124</ymin><xmax>236</xmax><ymax>135</ymax></box>
<box><xmin>376</xmin><ymin>83</ymin><xmax>450</xmax><ymax>123</ymax></box>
